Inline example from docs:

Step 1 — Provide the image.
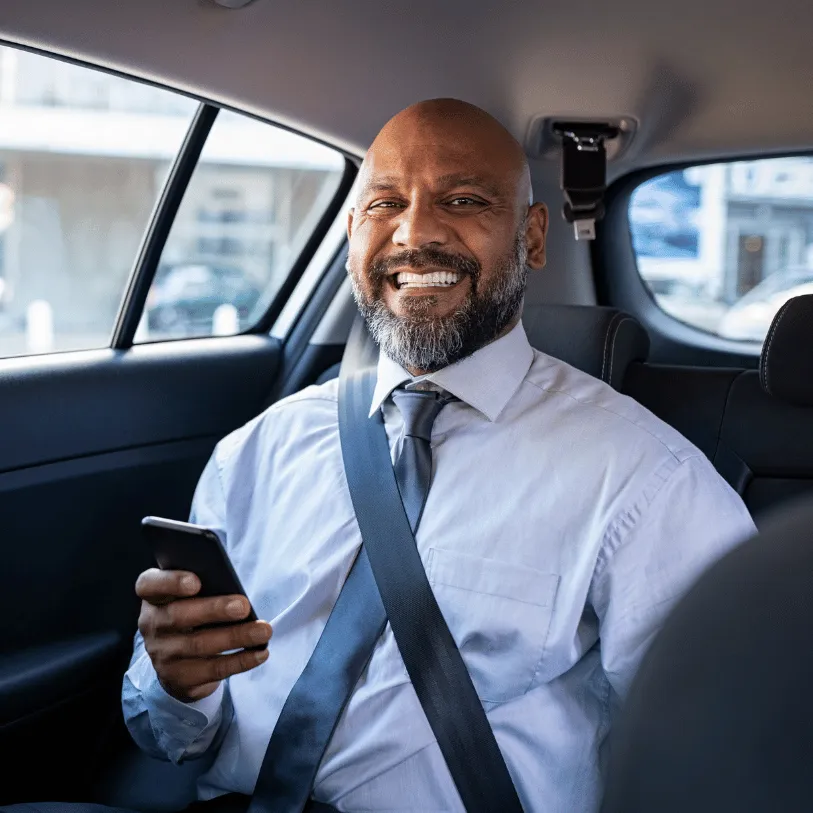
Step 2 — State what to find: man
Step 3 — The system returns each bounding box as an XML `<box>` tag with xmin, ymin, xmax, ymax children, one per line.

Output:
<box><xmin>123</xmin><ymin>99</ymin><xmax>755</xmax><ymax>812</ymax></box>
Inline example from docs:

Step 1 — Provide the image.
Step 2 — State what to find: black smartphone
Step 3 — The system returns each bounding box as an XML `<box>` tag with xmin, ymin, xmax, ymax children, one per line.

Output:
<box><xmin>141</xmin><ymin>516</ymin><xmax>265</xmax><ymax>649</ymax></box>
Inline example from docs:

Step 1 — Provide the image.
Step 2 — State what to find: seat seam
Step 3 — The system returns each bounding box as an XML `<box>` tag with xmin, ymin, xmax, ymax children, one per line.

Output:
<box><xmin>716</xmin><ymin>441</ymin><xmax>754</xmax><ymax>495</ymax></box>
<box><xmin>608</xmin><ymin>316</ymin><xmax>636</xmax><ymax>387</ymax></box>
<box><xmin>760</xmin><ymin>298</ymin><xmax>794</xmax><ymax>396</ymax></box>
<box><xmin>712</xmin><ymin>370</ymin><xmax>744</xmax><ymax>466</ymax></box>
<box><xmin>601</xmin><ymin>312</ymin><xmax>623</xmax><ymax>382</ymax></box>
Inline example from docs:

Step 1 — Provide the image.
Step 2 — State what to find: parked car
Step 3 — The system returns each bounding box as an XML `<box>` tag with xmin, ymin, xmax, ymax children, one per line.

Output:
<box><xmin>145</xmin><ymin>263</ymin><xmax>263</xmax><ymax>336</ymax></box>
<box><xmin>717</xmin><ymin>266</ymin><xmax>813</xmax><ymax>341</ymax></box>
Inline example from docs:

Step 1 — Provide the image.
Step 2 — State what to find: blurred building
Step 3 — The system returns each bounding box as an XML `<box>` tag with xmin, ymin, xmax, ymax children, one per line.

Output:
<box><xmin>632</xmin><ymin>157</ymin><xmax>813</xmax><ymax>306</ymax></box>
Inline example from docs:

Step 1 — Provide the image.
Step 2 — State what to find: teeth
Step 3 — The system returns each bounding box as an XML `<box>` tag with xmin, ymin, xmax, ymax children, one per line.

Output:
<box><xmin>396</xmin><ymin>271</ymin><xmax>462</xmax><ymax>288</ymax></box>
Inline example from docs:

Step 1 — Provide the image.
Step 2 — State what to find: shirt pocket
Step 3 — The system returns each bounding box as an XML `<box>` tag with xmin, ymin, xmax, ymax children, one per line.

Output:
<box><xmin>426</xmin><ymin>547</ymin><xmax>559</xmax><ymax>706</ymax></box>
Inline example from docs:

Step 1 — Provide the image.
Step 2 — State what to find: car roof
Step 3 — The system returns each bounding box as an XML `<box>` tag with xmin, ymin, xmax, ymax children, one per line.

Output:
<box><xmin>1</xmin><ymin>0</ymin><xmax>810</xmax><ymax>178</ymax></box>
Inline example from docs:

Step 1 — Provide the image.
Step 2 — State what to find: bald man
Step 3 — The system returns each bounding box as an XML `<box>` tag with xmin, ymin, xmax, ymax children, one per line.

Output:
<box><xmin>117</xmin><ymin>100</ymin><xmax>754</xmax><ymax>813</ymax></box>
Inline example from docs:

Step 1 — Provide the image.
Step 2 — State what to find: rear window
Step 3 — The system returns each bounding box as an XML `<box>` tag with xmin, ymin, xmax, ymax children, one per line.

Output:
<box><xmin>629</xmin><ymin>157</ymin><xmax>813</xmax><ymax>343</ymax></box>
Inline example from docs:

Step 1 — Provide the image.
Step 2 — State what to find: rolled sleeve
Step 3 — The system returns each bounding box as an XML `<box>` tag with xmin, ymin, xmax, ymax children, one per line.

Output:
<box><xmin>122</xmin><ymin>636</ymin><xmax>228</xmax><ymax>763</ymax></box>
<box><xmin>591</xmin><ymin>454</ymin><xmax>757</xmax><ymax>700</ymax></box>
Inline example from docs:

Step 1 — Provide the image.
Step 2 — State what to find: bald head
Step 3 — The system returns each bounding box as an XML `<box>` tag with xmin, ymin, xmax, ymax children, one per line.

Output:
<box><xmin>359</xmin><ymin>98</ymin><xmax>533</xmax><ymax>211</ymax></box>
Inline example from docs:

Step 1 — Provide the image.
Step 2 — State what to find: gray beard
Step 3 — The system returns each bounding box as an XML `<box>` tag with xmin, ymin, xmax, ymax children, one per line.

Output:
<box><xmin>348</xmin><ymin>230</ymin><xmax>528</xmax><ymax>373</ymax></box>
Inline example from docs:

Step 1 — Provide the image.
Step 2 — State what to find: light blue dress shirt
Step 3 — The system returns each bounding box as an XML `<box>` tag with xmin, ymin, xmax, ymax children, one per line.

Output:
<box><xmin>123</xmin><ymin>321</ymin><xmax>756</xmax><ymax>812</ymax></box>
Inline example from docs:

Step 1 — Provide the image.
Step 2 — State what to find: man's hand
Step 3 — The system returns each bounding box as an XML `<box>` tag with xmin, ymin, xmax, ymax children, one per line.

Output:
<box><xmin>136</xmin><ymin>568</ymin><xmax>272</xmax><ymax>703</ymax></box>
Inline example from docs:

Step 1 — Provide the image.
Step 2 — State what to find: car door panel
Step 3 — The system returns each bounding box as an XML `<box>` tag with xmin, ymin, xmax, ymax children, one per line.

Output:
<box><xmin>0</xmin><ymin>336</ymin><xmax>282</xmax><ymax>801</ymax></box>
<box><xmin>0</xmin><ymin>631</ymin><xmax>123</xmax><ymax>725</ymax></box>
<box><xmin>0</xmin><ymin>632</ymin><xmax>128</xmax><ymax>803</ymax></box>
<box><xmin>1</xmin><ymin>337</ymin><xmax>280</xmax><ymax>471</ymax></box>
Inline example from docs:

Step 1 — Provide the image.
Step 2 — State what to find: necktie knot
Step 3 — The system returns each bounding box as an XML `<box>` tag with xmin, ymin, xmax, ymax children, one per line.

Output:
<box><xmin>391</xmin><ymin>389</ymin><xmax>448</xmax><ymax>442</ymax></box>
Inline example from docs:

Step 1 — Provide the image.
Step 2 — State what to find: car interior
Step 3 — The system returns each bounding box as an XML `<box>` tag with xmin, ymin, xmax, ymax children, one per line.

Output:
<box><xmin>2</xmin><ymin>0</ymin><xmax>813</xmax><ymax>807</ymax></box>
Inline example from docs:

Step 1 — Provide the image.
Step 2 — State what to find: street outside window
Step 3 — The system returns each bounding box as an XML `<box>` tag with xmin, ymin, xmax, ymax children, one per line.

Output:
<box><xmin>134</xmin><ymin>110</ymin><xmax>344</xmax><ymax>343</ymax></box>
<box><xmin>629</xmin><ymin>157</ymin><xmax>813</xmax><ymax>343</ymax></box>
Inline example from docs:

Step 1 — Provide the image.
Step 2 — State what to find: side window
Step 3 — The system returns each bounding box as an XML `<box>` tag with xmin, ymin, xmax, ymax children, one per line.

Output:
<box><xmin>629</xmin><ymin>157</ymin><xmax>813</xmax><ymax>343</ymax></box>
<box><xmin>0</xmin><ymin>45</ymin><xmax>197</xmax><ymax>359</ymax></box>
<box><xmin>134</xmin><ymin>111</ymin><xmax>345</xmax><ymax>342</ymax></box>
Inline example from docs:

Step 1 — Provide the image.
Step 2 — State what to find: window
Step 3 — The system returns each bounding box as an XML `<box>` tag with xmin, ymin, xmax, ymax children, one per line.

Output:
<box><xmin>134</xmin><ymin>111</ymin><xmax>344</xmax><ymax>342</ymax></box>
<box><xmin>0</xmin><ymin>45</ymin><xmax>197</xmax><ymax>358</ymax></box>
<box><xmin>629</xmin><ymin>157</ymin><xmax>813</xmax><ymax>343</ymax></box>
<box><xmin>0</xmin><ymin>45</ymin><xmax>347</xmax><ymax>359</ymax></box>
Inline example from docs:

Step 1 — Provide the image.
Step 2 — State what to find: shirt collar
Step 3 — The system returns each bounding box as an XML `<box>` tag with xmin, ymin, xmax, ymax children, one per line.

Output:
<box><xmin>369</xmin><ymin>321</ymin><xmax>534</xmax><ymax>422</ymax></box>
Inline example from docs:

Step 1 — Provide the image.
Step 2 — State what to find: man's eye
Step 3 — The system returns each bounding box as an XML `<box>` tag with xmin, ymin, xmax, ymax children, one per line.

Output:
<box><xmin>447</xmin><ymin>197</ymin><xmax>484</xmax><ymax>206</ymax></box>
<box><xmin>368</xmin><ymin>201</ymin><xmax>403</xmax><ymax>211</ymax></box>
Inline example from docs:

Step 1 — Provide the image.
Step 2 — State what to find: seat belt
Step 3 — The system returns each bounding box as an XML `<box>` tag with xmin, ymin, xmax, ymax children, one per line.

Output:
<box><xmin>337</xmin><ymin>315</ymin><xmax>525</xmax><ymax>812</ymax></box>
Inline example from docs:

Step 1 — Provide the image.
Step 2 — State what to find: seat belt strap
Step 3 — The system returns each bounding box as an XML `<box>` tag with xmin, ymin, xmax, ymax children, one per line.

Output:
<box><xmin>337</xmin><ymin>318</ymin><xmax>525</xmax><ymax>813</ymax></box>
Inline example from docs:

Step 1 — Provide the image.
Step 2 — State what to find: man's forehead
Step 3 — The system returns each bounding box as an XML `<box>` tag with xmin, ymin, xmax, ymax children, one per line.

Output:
<box><xmin>360</xmin><ymin>143</ymin><xmax>519</xmax><ymax>194</ymax></box>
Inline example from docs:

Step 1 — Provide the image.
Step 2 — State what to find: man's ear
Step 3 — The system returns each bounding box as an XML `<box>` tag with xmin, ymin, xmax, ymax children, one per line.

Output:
<box><xmin>525</xmin><ymin>202</ymin><xmax>548</xmax><ymax>270</ymax></box>
<box><xmin>347</xmin><ymin>208</ymin><xmax>355</xmax><ymax>240</ymax></box>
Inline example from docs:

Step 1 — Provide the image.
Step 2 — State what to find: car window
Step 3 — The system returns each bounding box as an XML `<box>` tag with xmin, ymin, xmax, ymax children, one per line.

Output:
<box><xmin>0</xmin><ymin>45</ymin><xmax>197</xmax><ymax>359</ymax></box>
<box><xmin>628</xmin><ymin>157</ymin><xmax>813</xmax><ymax>343</ymax></box>
<box><xmin>134</xmin><ymin>110</ymin><xmax>345</xmax><ymax>342</ymax></box>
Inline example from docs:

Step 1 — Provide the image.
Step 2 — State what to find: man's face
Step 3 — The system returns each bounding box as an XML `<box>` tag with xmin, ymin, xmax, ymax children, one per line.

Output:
<box><xmin>347</xmin><ymin>117</ymin><xmax>547</xmax><ymax>373</ymax></box>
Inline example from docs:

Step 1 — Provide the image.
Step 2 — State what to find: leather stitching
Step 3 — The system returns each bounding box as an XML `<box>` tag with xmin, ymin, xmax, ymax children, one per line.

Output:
<box><xmin>712</xmin><ymin>370</ymin><xmax>743</xmax><ymax>471</ymax></box>
<box><xmin>759</xmin><ymin>298</ymin><xmax>795</xmax><ymax>396</ymax></box>
<box><xmin>608</xmin><ymin>316</ymin><xmax>635</xmax><ymax>387</ymax></box>
<box><xmin>601</xmin><ymin>312</ymin><xmax>623</xmax><ymax>383</ymax></box>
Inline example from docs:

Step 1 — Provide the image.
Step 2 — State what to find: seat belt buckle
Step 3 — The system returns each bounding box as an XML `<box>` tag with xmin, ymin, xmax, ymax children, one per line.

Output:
<box><xmin>554</xmin><ymin>122</ymin><xmax>619</xmax><ymax>241</ymax></box>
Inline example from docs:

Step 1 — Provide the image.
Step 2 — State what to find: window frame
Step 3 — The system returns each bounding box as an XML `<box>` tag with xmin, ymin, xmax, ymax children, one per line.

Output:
<box><xmin>595</xmin><ymin>152</ymin><xmax>813</xmax><ymax>367</ymax></box>
<box><xmin>0</xmin><ymin>38</ymin><xmax>358</xmax><ymax>354</ymax></box>
<box><xmin>111</xmin><ymin>103</ymin><xmax>219</xmax><ymax>347</ymax></box>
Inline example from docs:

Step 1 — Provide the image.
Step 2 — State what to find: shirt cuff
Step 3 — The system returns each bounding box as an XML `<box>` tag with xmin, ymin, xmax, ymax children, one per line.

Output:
<box><xmin>124</xmin><ymin>651</ymin><xmax>226</xmax><ymax>762</ymax></box>
<box><xmin>145</xmin><ymin>674</ymin><xmax>225</xmax><ymax>724</ymax></box>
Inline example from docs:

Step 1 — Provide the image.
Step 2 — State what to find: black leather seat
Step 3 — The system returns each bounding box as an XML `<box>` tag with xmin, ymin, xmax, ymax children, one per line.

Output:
<box><xmin>624</xmin><ymin>295</ymin><xmax>813</xmax><ymax>519</ymax></box>
<box><xmin>522</xmin><ymin>304</ymin><xmax>650</xmax><ymax>390</ymax></box>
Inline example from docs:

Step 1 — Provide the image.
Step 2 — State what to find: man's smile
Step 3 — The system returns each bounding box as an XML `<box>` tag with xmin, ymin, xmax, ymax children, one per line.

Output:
<box><xmin>391</xmin><ymin>270</ymin><xmax>465</xmax><ymax>291</ymax></box>
<box><xmin>385</xmin><ymin>267</ymin><xmax>471</xmax><ymax>298</ymax></box>
<box><xmin>395</xmin><ymin>270</ymin><xmax>462</xmax><ymax>289</ymax></box>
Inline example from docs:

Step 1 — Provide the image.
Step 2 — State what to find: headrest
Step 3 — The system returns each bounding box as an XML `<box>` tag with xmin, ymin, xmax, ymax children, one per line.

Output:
<box><xmin>523</xmin><ymin>304</ymin><xmax>650</xmax><ymax>390</ymax></box>
<box><xmin>759</xmin><ymin>294</ymin><xmax>813</xmax><ymax>407</ymax></box>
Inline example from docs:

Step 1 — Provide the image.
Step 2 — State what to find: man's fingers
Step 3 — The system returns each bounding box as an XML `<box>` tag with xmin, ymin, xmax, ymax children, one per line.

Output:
<box><xmin>155</xmin><ymin>594</ymin><xmax>251</xmax><ymax>632</ymax></box>
<box><xmin>165</xmin><ymin>621</ymin><xmax>272</xmax><ymax>659</ymax></box>
<box><xmin>183</xmin><ymin>681</ymin><xmax>223</xmax><ymax>702</ymax></box>
<box><xmin>136</xmin><ymin>568</ymin><xmax>200</xmax><ymax>604</ymax></box>
<box><xmin>162</xmin><ymin>648</ymin><xmax>270</xmax><ymax>693</ymax></box>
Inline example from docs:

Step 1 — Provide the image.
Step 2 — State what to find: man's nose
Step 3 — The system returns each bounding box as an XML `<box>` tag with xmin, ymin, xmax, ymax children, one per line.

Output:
<box><xmin>392</xmin><ymin>201</ymin><xmax>449</xmax><ymax>249</ymax></box>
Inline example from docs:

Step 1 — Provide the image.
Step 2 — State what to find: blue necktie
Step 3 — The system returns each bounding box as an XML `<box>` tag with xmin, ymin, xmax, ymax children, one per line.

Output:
<box><xmin>248</xmin><ymin>388</ymin><xmax>450</xmax><ymax>813</ymax></box>
<box><xmin>390</xmin><ymin>389</ymin><xmax>447</xmax><ymax>531</ymax></box>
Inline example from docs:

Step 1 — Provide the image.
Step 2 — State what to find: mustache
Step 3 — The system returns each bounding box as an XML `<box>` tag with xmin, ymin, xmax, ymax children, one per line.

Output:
<box><xmin>369</xmin><ymin>248</ymin><xmax>480</xmax><ymax>280</ymax></box>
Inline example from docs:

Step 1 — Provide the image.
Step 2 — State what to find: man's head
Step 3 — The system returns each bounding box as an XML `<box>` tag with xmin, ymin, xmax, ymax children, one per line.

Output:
<box><xmin>346</xmin><ymin>98</ymin><xmax>548</xmax><ymax>374</ymax></box>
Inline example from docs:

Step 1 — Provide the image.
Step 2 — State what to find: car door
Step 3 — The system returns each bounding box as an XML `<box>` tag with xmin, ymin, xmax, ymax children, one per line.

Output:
<box><xmin>0</xmin><ymin>43</ymin><xmax>355</xmax><ymax>805</ymax></box>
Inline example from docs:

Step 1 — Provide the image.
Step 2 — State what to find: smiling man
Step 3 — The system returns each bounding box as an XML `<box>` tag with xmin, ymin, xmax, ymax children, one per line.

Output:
<box><xmin>348</xmin><ymin>100</ymin><xmax>544</xmax><ymax>375</ymax></box>
<box><xmin>104</xmin><ymin>99</ymin><xmax>759</xmax><ymax>813</ymax></box>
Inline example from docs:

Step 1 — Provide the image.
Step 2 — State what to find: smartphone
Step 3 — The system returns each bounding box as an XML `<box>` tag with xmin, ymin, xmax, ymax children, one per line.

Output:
<box><xmin>141</xmin><ymin>516</ymin><xmax>265</xmax><ymax>649</ymax></box>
